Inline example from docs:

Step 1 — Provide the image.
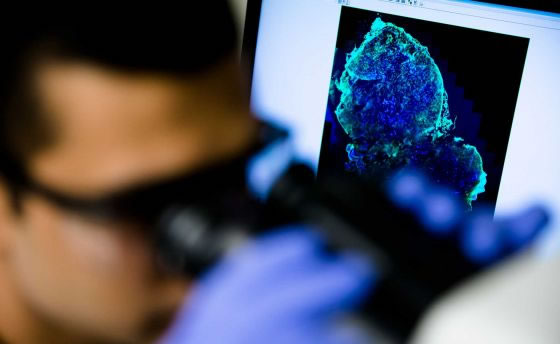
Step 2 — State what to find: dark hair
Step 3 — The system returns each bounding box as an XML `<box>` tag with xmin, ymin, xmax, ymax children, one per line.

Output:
<box><xmin>0</xmin><ymin>3</ymin><xmax>239</xmax><ymax>162</ymax></box>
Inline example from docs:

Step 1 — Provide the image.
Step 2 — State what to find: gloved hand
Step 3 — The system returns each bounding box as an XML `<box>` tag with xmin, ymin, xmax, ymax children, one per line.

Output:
<box><xmin>387</xmin><ymin>169</ymin><xmax>550</xmax><ymax>264</ymax></box>
<box><xmin>160</xmin><ymin>228</ymin><xmax>376</xmax><ymax>344</ymax></box>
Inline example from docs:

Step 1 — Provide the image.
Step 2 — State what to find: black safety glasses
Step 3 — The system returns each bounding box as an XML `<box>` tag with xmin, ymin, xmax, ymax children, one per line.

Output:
<box><xmin>1</xmin><ymin>122</ymin><xmax>288</xmax><ymax>225</ymax></box>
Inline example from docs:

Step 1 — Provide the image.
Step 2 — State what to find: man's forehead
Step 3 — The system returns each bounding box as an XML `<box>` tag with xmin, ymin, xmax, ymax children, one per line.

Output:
<box><xmin>36</xmin><ymin>62</ymin><xmax>198</xmax><ymax>131</ymax></box>
<box><xmin>34</xmin><ymin>58</ymin><xmax>248</xmax><ymax>135</ymax></box>
<box><xmin>27</xmin><ymin>60</ymin><xmax>256</xmax><ymax>197</ymax></box>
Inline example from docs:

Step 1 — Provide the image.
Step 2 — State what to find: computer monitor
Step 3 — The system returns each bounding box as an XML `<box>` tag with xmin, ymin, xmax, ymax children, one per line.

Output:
<box><xmin>243</xmin><ymin>0</ymin><xmax>560</xmax><ymax>255</ymax></box>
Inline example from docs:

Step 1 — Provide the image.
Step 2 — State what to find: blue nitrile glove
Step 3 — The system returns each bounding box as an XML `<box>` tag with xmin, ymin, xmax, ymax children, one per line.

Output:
<box><xmin>160</xmin><ymin>228</ymin><xmax>376</xmax><ymax>344</ymax></box>
<box><xmin>387</xmin><ymin>169</ymin><xmax>550</xmax><ymax>264</ymax></box>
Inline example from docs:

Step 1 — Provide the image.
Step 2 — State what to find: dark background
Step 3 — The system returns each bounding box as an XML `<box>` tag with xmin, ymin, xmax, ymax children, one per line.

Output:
<box><xmin>318</xmin><ymin>6</ymin><xmax>529</xmax><ymax>209</ymax></box>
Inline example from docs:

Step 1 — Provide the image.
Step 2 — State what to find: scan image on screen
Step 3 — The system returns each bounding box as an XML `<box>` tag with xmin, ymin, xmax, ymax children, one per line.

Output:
<box><xmin>318</xmin><ymin>6</ymin><xmax>530</xmax><ymax>210</ymax></box>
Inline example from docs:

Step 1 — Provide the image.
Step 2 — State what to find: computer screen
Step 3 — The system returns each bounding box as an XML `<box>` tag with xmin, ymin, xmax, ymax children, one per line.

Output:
<box><xmin>245</xmin><ymin>0</ymin><xmax>560</xmax><ymax>255</ymax></box>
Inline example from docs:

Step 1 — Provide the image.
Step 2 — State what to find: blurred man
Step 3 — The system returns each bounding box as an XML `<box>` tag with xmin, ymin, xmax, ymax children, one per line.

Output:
<box><xmin>0</xmin><ymin>5</ymin><xmax>266</xmax><ymax>344</ymax></box>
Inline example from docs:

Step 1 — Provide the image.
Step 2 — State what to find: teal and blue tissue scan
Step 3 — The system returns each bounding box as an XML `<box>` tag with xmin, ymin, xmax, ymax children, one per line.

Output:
<box><xmin>318</xmin><ymin>7</ymin><xmax>529</xmax><ymax>210</ymax></box>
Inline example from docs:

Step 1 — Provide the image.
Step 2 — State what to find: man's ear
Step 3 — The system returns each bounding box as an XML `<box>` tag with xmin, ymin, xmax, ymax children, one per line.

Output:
<box><xmin>0</xmin><ymin>178</ymin><xmax>18</xmax><ymax>258</ymax></box>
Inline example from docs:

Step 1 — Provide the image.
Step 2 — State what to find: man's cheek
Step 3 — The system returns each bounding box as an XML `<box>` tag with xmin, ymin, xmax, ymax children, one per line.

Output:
<box><xmin>56</xmin><ymin>215</ymin><xmax>158</xmax><ymax>285</ymax></box>
<box><xmin>58</xmin><ymin>216</ymin><xmax>129</xmax><ymax>271</ymax></box>
<box><xmin>20</xmin><ymin>197</ymin><xmax>154</xmax><ymax>287</ymax></box>
<box><xmin>13</xmin><ymin>204</ymin><xmax>157</xmax><ymax>315</ymax></box>
<box><xmin>22</xmin><ymin>199</ymin><xmax>123</xmax><ymax>274</ymax></box>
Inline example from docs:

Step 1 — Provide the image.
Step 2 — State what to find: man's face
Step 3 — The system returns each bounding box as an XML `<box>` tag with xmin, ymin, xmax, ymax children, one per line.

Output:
<box><xmin>0</xmin><ymin>58</ymin><xmax>257</xmax><ymax>343</ymax></box>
